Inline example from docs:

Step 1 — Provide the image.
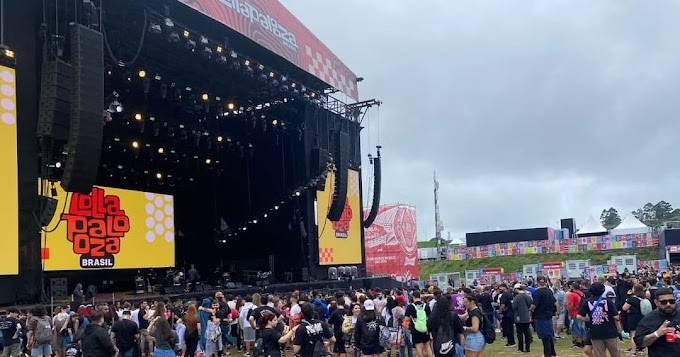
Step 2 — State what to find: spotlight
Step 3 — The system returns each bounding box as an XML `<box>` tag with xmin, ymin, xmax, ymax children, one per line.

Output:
<box><xmin>185</xmin><ymin>39</ymin><xmax>197</xmax><ymax>50</ymax></box>
<box><xmin>258</xmin><ymin>64</ymin><xmax>265</xmax><ymax>71</ymax></box>
<box><xmin>156</xmin><ymin>172</ymin><xmax>163</xmax><ymax>179</ymax></box>
<box><xmin>272</xmin><ymin>119</ymin><xmax>278</xmax><ymax>125</ymax></box>
<box><xmin>134</xmin><ymin>113</ymin><xmax>142</xmax><ymax>121</ymax></box>
<box><xmin>55</xmin><ymin>161</ymin><xmax>62</xmax><ymax>168</ymax></box>
<box><xmin>281</xmin><ymin>76</ymin><xmax>287</xmax><ymax>82</ymax></box>
<box><xmin>183</xmin><ymin>30</ymin><xmax>190</xmax><ymax>38</ymax></box>
<box><xmin>148</xmin><ymin>23</ymin><xmax>162</xmax><ymax>34</ymax></box>
<box><xmin>253</xmin><ymin>219</ymin><xmax>258</xmax><ymax>224</ymax></box>
<box><xmin>310</xmin><ymin>92</ymin><xmax>316</xmax><ymax>98</ymax></box>
<box><xmin>244</xmin><ymin>59</ymin><xmax>251</xmax><ymax>66</ymax></box>
<box><xmin>202</xmin><ymin>93</ymin><xmax>209</xmax><ymax>101</ymax></box>
<box><xmin>168</xmin><ymin>32</ymin><xmax>180</xmax><ymax>43</ymax></box>
<box><xmin>205</xmin><ymin>158</ymin><xmax>211</xmax><ymax>164</ymax></box>
<box><xmin>269</xmin><ymin>72</ymin><xmax>275</xmax><ymax>78</ymax></box>
<box><xmin>107</xmin><ymin>101</ymin><xmax>123</xmax><ymax>113</ymax></box>
<box><xmin>295</xmin><ymin>191</ymin><xmax>300</xmax><ymax>196</ymax></box>
<box><xmin>132</xmin><ymin>141</ymin><xmax>139</xmax><ymax>149</ymax></box>
<box><xmin>217</xmin><ymin>55</ymin><xmax>227</xmax><ymax>64</ymax></box>
<box><xmin>227</xmin><ymin>102</ymin><xmax>235</xmax><ymax>110</ymax></box>
<box><xmin>138</xmin><ymin>70</ymin><xmax>146</xmax><ymax>78</ymax></box>
<box><xmin>291</xmin><ymin>83</ymin><xmax>297</xmax><ymax>88</ymax></box>
<box><xmin>203</xmin><ymin>47</ymin><xmax>213</xmax><ymax>57</ymax></box>
<box><xmin>200</xmin><ymin>36</ymin><xmax>209</xmax><ymax>44</ymax></box>
<box><xmin>164</xmin><ymin>18</ymin><xmax>174</xmax><ymax>28</ymax></box>
<box><xmin>263</xmin><ymin>213</ymin><xmax>268</xmax><ymax>218</ymax></box>
<box><xmin>3</xmin><ymin>48</ymin><xmax>14</xmax><ymax>58</ymax></box>
<box><xmin>158</xmin><ymin>147</ymin><xmax>164</xmax><ymax>154</ymax></box>
<box><xmin>217</xmin><ymin>135</ymin><xmax>223</xmax><ymax>142</ymax></box>
<box><xmin>230</xmin><ymin>50</ymin><xmax>238</xmax><ymax>59</ymax></box>
<box><xmin>274</xmin><ymin>205</ymin><xmax>279</xmax><ymax>210</ymax></box>
<box><xmin>216</xmin><ymin>46</ymin><xmax>223</xmax><ymax>53</ymax></box>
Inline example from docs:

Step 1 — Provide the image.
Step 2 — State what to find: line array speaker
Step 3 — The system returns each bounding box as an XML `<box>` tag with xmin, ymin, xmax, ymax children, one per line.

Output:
<box><xmin>363</xmin><ymin>150</ymin><xmax>381</xmax><ymax>228</ymax></box>
<box><xmin>61</xmin><ymin>24</ymin><xmax>105</xmax><ymax>193</ymax></box>
<box><xmin>49</xmin><ymin>277</ymin><xmax>68</xmax><ymax>300</ymax></box>
<box><xmin>38</xmin><ymin>60</ymin><xmax>72</xmax><ymax>140</ymax></box>
<box><xmin>310</xmin><ymin>147</ymin><xmax>329</xmax><ymax>190</ymax></box>
<box><xmin>327</xmin><ymin>131</ymin><xmax>349</xmax><ymax>221</ymax></box>
<box><xmin>39</xmin><ymin>196</ymin><xmax>59</xmax><ymax>227</ymax></box>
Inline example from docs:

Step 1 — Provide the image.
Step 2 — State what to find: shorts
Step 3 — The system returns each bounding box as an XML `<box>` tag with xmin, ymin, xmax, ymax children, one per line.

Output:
<box><xmin>2</xmin><ymin>342</ymin><xmax>21</xmax><ymax>357</ymax></box>
<box><xmin>555</xmin><ymin>313</ymin><xmax>565</xmax><ymax>328</ymax></box>
<box><xmin>464</xmin><ymin>331</ymin><xmax>485</xmax><ymax>352</ymax></box>
<box><xmin>583</xmin><ymin>331</ymin><xmax>592</xmax><ymax>346</ymax></box>
<box><xmin>410</xmin><ymin>331</ymin><xmax>430</xmax><ymax>345</ymax></box>
<box><xmin>52</xmin><ymin>334</ymin><xmax>66</xmax><ymax>351</ymax></box>
<box><xmin>243</xmin><ymin>326</ymin><xmax>256</xmax><ymax>342</ymax></box>
<box><xmin>230</xmin><ymin>324</ymin><xmax>239</xmax><ymax>337</ymax></box>
<box><xmin>140</xmin><ymin>329</ymin><xmax>155</xmax><ymax>343</ymax></box>
<box><xmin>31</xmin><ymin>343</ymin><xmax>53</xmax><ymax>357</ymax></box>
<box><xmin>535</xmin><ymin>319</ymin><xmax>554</xmax><ymax>340</ymax></box>
<box><xmin>333</xmin><ymin>340</ymin><xmax>346</xmax><ymax>354</ymax></box>
<box><xmin>361</xmin><ymin>346</ymin><xmax>384</xmax><ymax>355</ymax></box>
<box><xmin>571</xmin><ymin>319</ymin><xmax>586</xmax><ymax>338</ymax></box>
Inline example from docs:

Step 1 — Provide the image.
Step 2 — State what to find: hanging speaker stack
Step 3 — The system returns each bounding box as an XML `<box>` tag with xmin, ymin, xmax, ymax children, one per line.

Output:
<box><xmin>327</xmin><ymin>130</ymin><xmax>349</xmax><ymax>222</ymax></box>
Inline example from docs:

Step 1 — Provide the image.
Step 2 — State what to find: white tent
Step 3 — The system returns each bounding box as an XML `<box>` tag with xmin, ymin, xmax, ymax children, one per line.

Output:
<box><xmin>576</xmin><ymin>216</ymin><xmax>608</xmax><ymax>236</ymax></box>
<box><xmin>610</xmin><ymin>215</ymin><xmax>651</xmax><ymax>236</ymax></box>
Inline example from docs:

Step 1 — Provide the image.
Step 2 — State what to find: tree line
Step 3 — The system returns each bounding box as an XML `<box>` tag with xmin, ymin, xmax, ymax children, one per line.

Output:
<box><xmin>600</xmin><ymin>200</ymin><xmax>680</xmax><ymax>229</ymax></box>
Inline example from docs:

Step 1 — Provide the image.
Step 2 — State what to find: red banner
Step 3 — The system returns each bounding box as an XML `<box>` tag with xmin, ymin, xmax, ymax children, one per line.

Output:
<box><xmin>364</xmin><ymin>204</ymin><xmax>418</xmax><ymax>282</ymax></box>
<box><xmin>177</xmin><ymin>0</ymin><xmax>359</xmax><ymax>100</ymax></box>
<box><xmin>481</xmin><ymin>267</ymin><xmax>504</xmax><ymax>275</ymax></box>
<box><xmin>540</xmin><ymin>262</ymin><xmax>564</xmax><ymax>270</ymax></box>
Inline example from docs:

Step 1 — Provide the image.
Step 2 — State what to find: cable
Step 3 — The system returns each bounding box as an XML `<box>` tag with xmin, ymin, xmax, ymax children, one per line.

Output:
<box><xmin>100</xmin><ymin>1</ymin><xmax>147</xmax><ymax>67</ymax></box>
<box><xmin>0</xmin><ymin>0</ymin><xmax>4</xmax><ymax>45</ymax></box>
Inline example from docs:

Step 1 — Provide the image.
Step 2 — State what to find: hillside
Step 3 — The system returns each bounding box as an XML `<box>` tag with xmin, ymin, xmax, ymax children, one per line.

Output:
<box><xmin>419</xmin><ymin>247</ymin><xmax>662</xmax><ymax>279</ymax></box>
<box><xmin>417</xmin><ymin>238</ymin><xmax>451</xmax><ymax>248</ymax></box>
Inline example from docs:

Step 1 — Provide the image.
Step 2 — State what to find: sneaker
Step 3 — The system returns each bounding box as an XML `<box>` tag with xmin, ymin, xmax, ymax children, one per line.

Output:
<box><xmin>505</xmin><ymin>344</ymin><xmax>517</xmax><ymax>348</ymax></box>
<box><xmin>514</xmin><ymin>351</ymin><xmax>525</xmax><ymax>354</ymax></box>
<box><xmin>495</xmin><ymin>328</ymin><xmax>501</xmax><ymax>333</ymax></box>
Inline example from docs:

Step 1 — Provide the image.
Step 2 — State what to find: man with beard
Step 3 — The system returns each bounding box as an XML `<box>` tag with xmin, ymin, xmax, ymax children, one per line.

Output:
<box><xmin>634</xmin><ymin>288</ymin><xmax>680</xmax><ymax>357</ymax></box>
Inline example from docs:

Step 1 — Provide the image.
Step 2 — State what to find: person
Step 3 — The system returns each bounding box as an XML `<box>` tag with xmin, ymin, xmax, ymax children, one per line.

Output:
<box><xmin>27</xmin><ymin>306</ymin><xmax>53</xmax><ymax>357</ymax></box>
<box><xmin>187</xmin><ymin>265</ymin><xmax>200</xmax><ymax>292</ymax></box>
<box><xmin>512</xmin><ymin>284</ymin><xmax>532</xmax><ymax>354</ymax></box>
<box><xmin>393</xmin><ymin>295</ymin><xmax>413</xmax><ymax>357</ymax></box>
<box><xmin>240</xmin><ymin>295</ymin><xmax>256</xmax><ymax>356</ymax></box>
<box><xmin>530</xmin><ymin>276</ymin><xmax>557</xmax><ymax>357</ymax></box>
<box><xmin>72</xmin><ymin>284</ymin><xmax>84</xmax><ymax>312</ymax></box>
<box><xmin>353</xmin><ymin>300</ymin><xmax>383</xmax><ymax>357</ymax></box>
<box><xmin>111</xmin><ymin>310</ymin><xmax>140</xmax><ymax>357</ymax></box>
<box><xmin>182</xmin><ymin>304</ymin><xmax>201</xmax><ymax>357</ymax></box>
<box><xmin>552</xmin><ymin>280</ymin><xmax>566</xmax><ymax>338</ymax></box>
<box><xmin>342</xmin><ymin>303</ymin><xmax>362</xmax><ymax>357</ymax></box>
<box><xmin>149</xmin><ymin>318</ymin><xmax>178</xmax><ymax>357</ymax></box>
<box><xmin>294</xmin><ymin>303</ymin><xmax>335</xmax><ymax>357</ymax></box>
<box><xmin>462</xmin><ymin>294</ymin><xmax>485</xmax><ymax>357</ymax></box>
<box><xmin>405</xmin><ymin>291</ymin><xmax>432</xmax><ymax>357</ymax></box>
<box><xmin>622</xmin><ymin>284</ymin><xmax>645</xmax><ymax>354</ymax></box>
<box><xmin>427</xmin><ymin>296</ymin><xmax>464</xmax><ymax>357</ymax></box>
<box><xmin>1</xmin><ymin>307</ymin><xmax>23</xmax><ymax>357</ymax></box>
<box><xmin>634</xmin><ymin>287</ymin><xmax>680</xmax><ymax>356</ymax></box>
<box><xmin>256</xmin><ymin>312</ymin><xmax>296</xmax><ymax>357</ymax></box>
<box><xmin>204</xmin><ymin>305</ymin><xmax>223</xmax><ymax>357</ymax></box>
<box><xmin>577</xmin><ymin>282</ymin><xmax>621</xmax><ymax>357</ymax></box>
<box><xmin>498</xmin><ymin>283</ymin><xmax>516</xmax><ymax>348</ymax></box>
<box><xmin>567</xmin><ymin>282</ymin><xmax>586</xmax><ymax>348</ymax></box>
<box><xmin>328</xmin><ymin>300</ymin><xmax>347</xmax><ymax>357</ymax></box>
<box><xmin>53</xmin><ymin>305</ymin><xmax>71</xmax><ymax>357</ymax></box>
<box><xmin>81</xmin><ymin>311</ymin><xmax>117</xmax><ymax>357</ymax></box>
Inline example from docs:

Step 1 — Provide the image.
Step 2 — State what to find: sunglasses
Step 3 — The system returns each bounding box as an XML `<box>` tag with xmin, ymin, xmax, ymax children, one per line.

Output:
<box><xmin>658</xmin><ymin>299</ymin><xmax>676</xmax><ymax>305</ymax></box>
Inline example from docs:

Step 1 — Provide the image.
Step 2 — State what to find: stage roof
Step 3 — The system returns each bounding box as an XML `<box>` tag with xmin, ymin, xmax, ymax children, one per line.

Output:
<box><xmin>176</xmin><ymin>0</ymin><xmax>359</xmax><ymax>101</ymax></box>
<box><xmin>611</xmin><ymin>215</ymin><xmax>651</xmax><ymax>236</ymax></box>
<box><xmin>576</xmin><ymin>216</ymin><xmax>607</xmax><ymax>235</ymax></box>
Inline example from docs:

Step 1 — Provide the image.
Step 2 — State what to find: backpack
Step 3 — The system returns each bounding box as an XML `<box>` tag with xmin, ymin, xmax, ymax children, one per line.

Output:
<box><xmin>433</xmin><ymin>321</ymin><xmax>455</xmax><ymax>357</ymax></box>
<box><xmin>378</xmin><ymin>325</ymin><xmax>391</xmax><ymax>347</ymax></box>
<box><xmin>641</xmin><ymin>299</ymin><xmax>653</xmax><ymax>316</ymax></box>
<box><xmin>481</xmin><ymin>312</ymin><xmax>495</xmax><ymax>344</ymax></box>
<box><xmin>414</xmin><ymin>304</ymin><xmax>428</xmax><ymax>333</ymax></box>
<box><xmin>253</xmin><ymin>338</ymin><xmax>266</xmax><ymax>357</ymax></box>
<box><xmin>34</xmin><ymin>317</ymin><xmax>53</xmax><ymax>345</ymax></box>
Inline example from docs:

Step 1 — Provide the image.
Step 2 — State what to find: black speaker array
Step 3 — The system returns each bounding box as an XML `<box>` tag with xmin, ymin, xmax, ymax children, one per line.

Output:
<box><xmin>327</xmin><ymin>131</ymin><xmax>349</xmax><ymax>222</ymax></box>
<box><xmin>61</xmin><ymin>24</ymin><xmax>104</xmax><ymax>193</ymax></box>
<box><xmin>310</xmin><ymin>147</ymin><xmax>329</xmax><ymax>190</ymax></box>
<box><xmin>363</xmin><ymin>151</ymin><xmax>381</xmax><ymax>228</ymax></box>
<box><xmin>38</xmin><ymin>60</ymin><xmax>72</xmax><ymax>141</ymax></box>
<box><xmin>39</xmin><ymin>196</ymin><xmax>59</xmax><ymax>227</ymax></box>
<box><xmin>49</xmin><ymin>277</ymin><xmax>68</xmax><ymax>300</ymax></box>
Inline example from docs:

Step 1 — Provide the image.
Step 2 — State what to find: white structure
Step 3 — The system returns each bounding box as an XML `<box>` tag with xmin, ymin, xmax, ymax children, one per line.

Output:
<box><xmin>418</xmin><ymin>247</ymin><xmax>439</xmax><ymax>260</ymax></box>
<box><xmin>566</xmin><ymin>260</ymin><xmax>590</xmax><ymax>280</ymax></box>
<box><xmin>430</xmin><ymin>272</ymin><xmax>461</xmax><ymax>289</ymax></box>
<box><xmin>523</xmin><ymin>264</ymin><xmax>538</xmax><ymax>279</ymax></box>
<box><xmin>610</xmin><ymin>215</ymin><xmax>651</xmax><ymax>236</ymax></box>
<box><xmin>576</xmin><ymin>216</ymin><xmax>607</xmax><ymax>236</ymax></box>
<box><xmin>609</xmin><ymin>255</ymin><xmax>637</xmax><ymax>275</ymax></box>
<box><xmin>465</xmin><ymin>270</ymin><xmax>480</xmax><ymax>286</ymax></box>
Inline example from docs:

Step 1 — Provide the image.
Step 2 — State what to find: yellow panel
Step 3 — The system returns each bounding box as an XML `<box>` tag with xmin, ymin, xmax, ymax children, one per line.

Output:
<box><xmin>0</xmin><ymin>65</ymin><xmax>18</xmax><ymax>275</ymax></box>
<box><xmin>42</xmin><ymin>183</ymin><xmax>175</xmax><ymax>271</ymax></box>
<box><xmin>317</xmin><ymin>170</ymin><xmax>363</xmax><ymax>265</ymax></box>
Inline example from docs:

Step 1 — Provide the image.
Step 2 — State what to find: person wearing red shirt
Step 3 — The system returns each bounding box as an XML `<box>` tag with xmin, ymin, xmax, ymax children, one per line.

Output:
<box><xmin>567</xmin><ymin>282</ymin><xmax>586</xmax><ymax>348</ymax></box>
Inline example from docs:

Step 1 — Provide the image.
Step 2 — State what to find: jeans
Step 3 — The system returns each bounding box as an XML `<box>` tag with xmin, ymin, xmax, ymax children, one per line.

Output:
<box><xmin>118</xmin><ymin>348</ymin><xmax>134</xmax><ymax>357</ymax></box>
<box><xmin>154</xmin><ymin>348</ymin><xmax>175</xmax><ymax>357</ymax></box>
<box><xmin>501</xmin><ymin>316</ymin><xmax>515</xmax><ymax>345</ymax></box>
<box><xmin>399</xmin><ymin>330</ymin><xmax>414</xmax><ymax>357</ymax></box>
<box><xmin>515</xmin><ymin>323</ymin><xmax>531</xmax><ymax>352</ymax></box>
<box><xmin>541</xmin><ymin>338</ymin><xmax>556</xmax><ymax>357</ymax></box>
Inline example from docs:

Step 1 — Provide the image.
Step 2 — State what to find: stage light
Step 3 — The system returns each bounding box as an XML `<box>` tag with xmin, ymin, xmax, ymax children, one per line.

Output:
<box><xmin>132</xmin><ymin>141</ymin><xmax>139</xmax><ymax>149</ymax></box>
<box><xmin>244</xmin><ymin>59</ymin><xmax>251</xmax><ymax>66</ymax></box>
<box><xmin>55</xmin><ymin>162</ymin><xmax>62</xmax><ymax>168</ymax></box>
<box><xmin>216</xmin><ymin>46</ymin><xmax>223</xmax><ymax>53</ymax></box>
<box><xmin>258</xmin><ymin>64</ymin><xmax>265</xmax><ymax>71</ymax></box>
<box><xmin>253</xmin><ymin>219</ymin><xmax>258</xmax><ymax>224</ymax></box>
<box><xmin>203</xmin><ymin>47</ymin><xmax>212</xmax><ymax>57</ymax></box>
<box><xmin>205</xmin><ymin>158</ymin><xmax>211</xmax><ymax>164</ymax></box>
<box><xmin>186</xmin><ymin>39</ymin><xmax>197</xmax><ymax>50</ymax></box>
<box><xmin>148</xmin><ymin>23</ymin><xmax>162</xmax><ymax>34</ymax></box>
<box><xmin>269</xmin><ymin>72</ymin><xmax>275</xmax><ymax>78</ymax></box>
<box><xmin>168</xmin><ymin>32</ymin><xmax>180</xmax><ymax>43</ymax></box>
<box><xmin>263</xmin><ymin>213</ymin><xmax>268</xmax><ymax>218</ymax></box>
<box><xmin>158</xmin><ymin>147</ymin><xmax>164</xmax><ymax>154</ymax></box>
<box><xmin>310</xmin><ymin>92</ymin><xmax>316</xmax><ymax>98</ymax></box>
<box><xmin>164</xmin><ymin>18</ymin><xmax>174</xmax><ymax>28</ymax></box>
<box><xmin>183</xmin><ymin>30</ymin><xmax>190</xmax><ymax>38</ymax></box>
<box><xmin>134</xmin><ymin>113</ymin><xmax>142</xmax><ymax>121</ymax></box>
<box><xmin>227</xmin><ymin>102</ymin><xmax>235</xmax><ymax>110</ymax></box>
<box><xmin>291</xmin><ymin>83</ymin><xmax>297</xmax><ymax>88</ymax></box>
<box><xmin>156</xmin><ymin>172</ymin><xmax>163</xmax><ymax>179</ymax></box>
<box><xmin>217</xmin><ymin>135</ymin><xmax>223</xmax><ymax>142</ymax></box>
<box><xmin>4</xmin><ymin>49</ymin><xmax>14</xmax><ymax>58</ymax></box>
<box><xmin>200</xmin><ymin>36</ymin><xmax>209</xmax><ymax>44</ymax></box>
<box><xmin>295</xmin><ymin>191</ymin><xmax>300</xmax><ymax>196</ymax></box>
<box><xmin>107</xmin><ymin>98</ymin><xmax>123</xmax><ymax>113</ymax></box>
<box><xmin>272</xmin><ymin>119</ymin><xmax>278</xmax><ymax>125</ymax></box>
<box><xmin>274</xmin><ymin>205</ymin><xmax>279</xmax><ymax>210</ymax></box>
<box><xmin>202</xmin><ymin>93</ymin><xmax>209</xmax><ymax>101</ymax></box>
<box><xmin>230</xmin><ymin>50</ymin><xmax>238</xmax><ymax>59</ymax></box>
<box><xmin>138</xmin><ymin>70</ymin><xmax>146</xmax><ymax>78</ymax></box>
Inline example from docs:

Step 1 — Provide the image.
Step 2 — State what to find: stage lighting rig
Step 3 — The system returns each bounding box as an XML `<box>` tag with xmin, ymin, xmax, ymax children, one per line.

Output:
<box><xmin>148</xmin><ymin>22</ymin><xmax>162</xmax><ymax>34</ymax></box>
<box><xmin>185</xmin><ymin>39</ymin><xmax>197</xmax><ymax>51</ymax></box>
<box><xmin>168</xmin><ymin>32</ymin><xmax>180</xmax><ymax>43</ymax></box>
<box><xmin>106</xmin><ymin>92</ymin><xmax>123</xmax><ymax>113</ymax></box>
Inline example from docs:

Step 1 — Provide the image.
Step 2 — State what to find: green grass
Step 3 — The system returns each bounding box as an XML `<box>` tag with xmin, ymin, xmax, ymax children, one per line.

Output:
<box><xmin>419</xmin><ymin>247</ymin><xmax>662</xmax><ymax>279</ymax></box>
<box><xmin>483</xmin><ymin>331</ymin><xmax>632</xmax><ymax>357</ymax></box>
<box><xmin>417</xmin><ymin>239</ymin><xmax>451</xmax><ymax>248</ymax></box>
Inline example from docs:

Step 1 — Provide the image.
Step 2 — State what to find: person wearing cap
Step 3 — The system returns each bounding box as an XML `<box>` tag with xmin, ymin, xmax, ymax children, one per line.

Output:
<box><xmin>498</xmin><ymin>283</ymin><xmax>516</xmax><ymax>348</ymax></box>
<box><xmin>512</xmin><ymin>284</ymin><xmax>533</xmax><ymax>353</ymax></box>
<box><xmin>353</xmin><ymin>300</ymin><xmax>385</xmax><ymax>357</ymax></box>
<box><xmin>111</xmin><ymin>310</ymin><xmax>140</xmax><ymax>357</ymax></box>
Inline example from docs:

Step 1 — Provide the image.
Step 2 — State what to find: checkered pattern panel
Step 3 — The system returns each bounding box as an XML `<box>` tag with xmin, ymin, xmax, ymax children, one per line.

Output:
<box><xmin>348</xmin><ymin>170</ymin><xmax>359</xmax><ymax>197</ymax></box>
<box><xmin>305</xmin><ymin>45</ymin><xmax>356</xmax><ymax>99</ymax></box>
<box><xmin>319</xmin><ymin>247</ymin><xmax>335</xmax><ymax>263</ymax></box>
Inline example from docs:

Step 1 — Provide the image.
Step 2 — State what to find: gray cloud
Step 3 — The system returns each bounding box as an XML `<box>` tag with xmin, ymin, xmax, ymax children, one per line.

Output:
<box><xmin>281</xmin><ymin>0</ymin><xmax>680</xmax><ymax>241</ymax></box>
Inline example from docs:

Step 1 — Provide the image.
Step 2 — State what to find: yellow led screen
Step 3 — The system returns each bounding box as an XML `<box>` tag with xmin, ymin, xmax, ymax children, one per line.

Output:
<box><xmin>42</xmin><ymin>183</ymin><xmax>175</xmax><ymax>271</ymax></box>
<box><xmin>0</xmin><ymin>65</ymin><xmax>18</xmax><ymax>275</ymax></box>
<box><xmin>317</xmin><ymin>169</ymin><xmax>363</xmax><ymax>265</ymax></box>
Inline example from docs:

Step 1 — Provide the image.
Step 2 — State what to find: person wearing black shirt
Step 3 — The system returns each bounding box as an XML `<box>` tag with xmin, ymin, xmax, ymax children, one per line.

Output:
<box><xmin>634</xmin><ymin>288</ymin><xmax>680</xmax><ymax>357</ymax></box>
<box><xmin>293</xmin><ymin>303</ymin><xmax>334</xmax><ymax>357</ymax></box>
<box><xmin>249</xmin><ymin>295</ymin><xmax>282</xmax><ymax>338</ymax></box>
<box><xmin>0</xmin><ymin>307</ymin><xmax>22</xmax><ymax>357</ymax></box>
<box><xmin>577</xmin><ymin>282</ymin><xmax>620</xmax><ymax>357</ymax></box>
<box><xmin>477</xmin><ymin>287</ymin><xmax>494</xmax><ymax>325</ymax></box>
<box><xmin>328</xmin><ymin>304</ymin><xmax>347</xmax><ymax>356</ymax></box>
<box><xmin>530</xmin><ymin>277</ymin><xmax>557</xmax><ymax>357</ymax></box>
<box><xmin>111</xmin><ymin>310</ymin><xmax>140</xmax><ymax>357</ymax></box>
<box><xmin>427</xmin><ymin>296</ymin><xmax>464</xmax><ymax>357</ymax></box>
<box><xmin>405</xmin><ymin>291</ymin><xmax>433</xmax><ymax>357</ymax></box>
<box><xmin>498</xmin><ymin>283</ymin><xmax>516</xmax><ymax>347</ymax></box>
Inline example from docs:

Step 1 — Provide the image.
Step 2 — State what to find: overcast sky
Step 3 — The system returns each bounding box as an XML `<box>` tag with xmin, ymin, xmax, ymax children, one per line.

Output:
<box><xmin>281</xmin><ymin>0</ymin><xmax>680</xmax><ymax>242</ymax></box>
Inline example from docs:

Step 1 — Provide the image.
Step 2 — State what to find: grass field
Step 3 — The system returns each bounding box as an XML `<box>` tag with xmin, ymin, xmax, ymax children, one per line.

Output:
<box><xmin>419</xmin><ymin>247</ymin><xmax>662</xmax><ymax>280</ymax></box>
<box><xmin>481</xmin><ymin>331</ymin><xmax>628</xmax><ymax>357</ymax></box>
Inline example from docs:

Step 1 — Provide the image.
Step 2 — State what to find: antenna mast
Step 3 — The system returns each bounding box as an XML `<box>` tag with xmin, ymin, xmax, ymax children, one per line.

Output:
<box><xmin>434</xmin><ymin>171</ymin><xmax>444</xmax><ymax>260</ymax></box>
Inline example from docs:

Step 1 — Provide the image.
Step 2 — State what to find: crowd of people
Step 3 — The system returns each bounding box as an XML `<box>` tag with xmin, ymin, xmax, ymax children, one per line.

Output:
<box><xmin>0</xmin><ymin>276</ymin><xmax>679</xmax><ymax>357</ymax></box>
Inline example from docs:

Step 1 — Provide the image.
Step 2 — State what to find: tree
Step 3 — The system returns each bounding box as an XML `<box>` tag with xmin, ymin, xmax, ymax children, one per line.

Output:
<box><xmin>653</xmin><ymin>201</ymin><xmax>673</xmax><ymax>220</ymax></box>
<box><xmin>600</xmin><ymin>207</ymin><xmax>622</xmax><ymax>229</ymax></box>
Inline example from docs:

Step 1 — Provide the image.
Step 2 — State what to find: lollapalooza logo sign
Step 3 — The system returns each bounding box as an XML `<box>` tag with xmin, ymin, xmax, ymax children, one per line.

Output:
<box><xmin>332</xmin><ymin>200</ymin><xmax>352</xmax><ymax>239</ymax></box>
<box><xmin>60</xmin><ymin>187</ymin><xmax>130</xmax><ymax>268</ymax></box>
